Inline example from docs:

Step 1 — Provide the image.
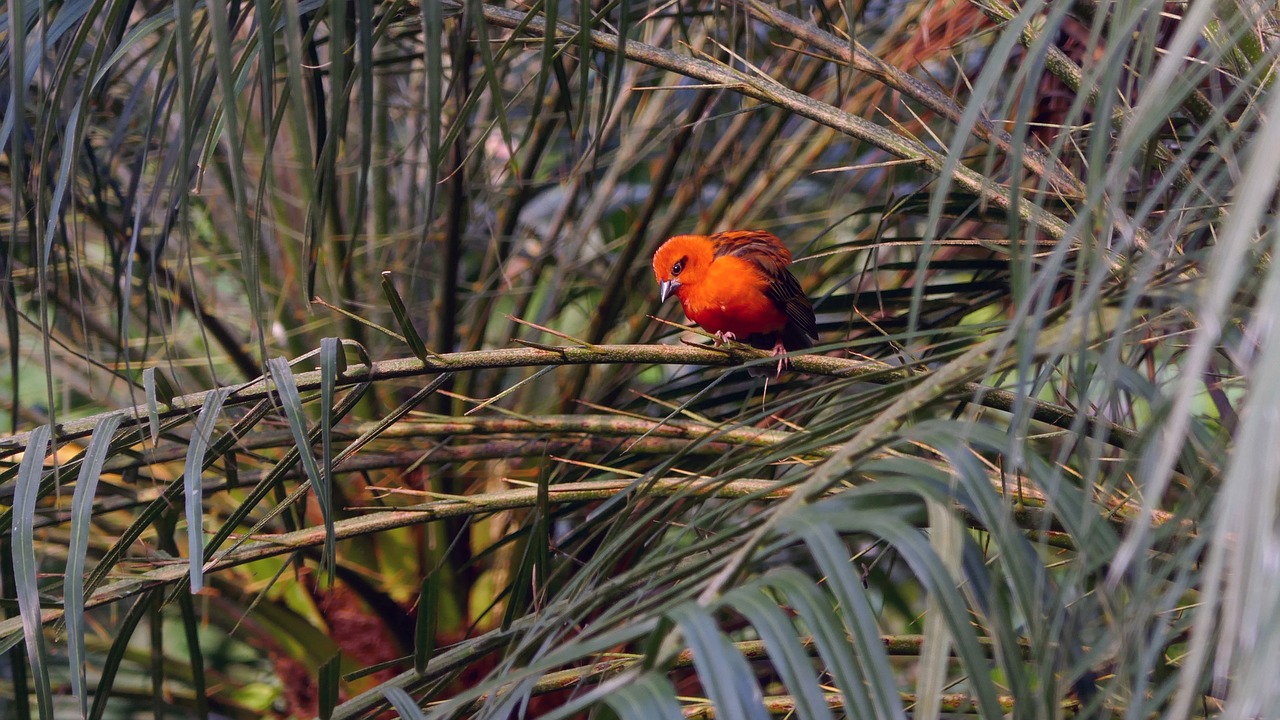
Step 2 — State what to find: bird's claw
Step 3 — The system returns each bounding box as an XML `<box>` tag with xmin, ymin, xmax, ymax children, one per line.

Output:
<box><xmin>713</xmin><ymin>333</ymin><xmax>793</xmax><ymax>376</ymax></box>
<box><xmin>770</xmin><ymin>341</ymin><xmax>790</xmax><ymax>376</ymax></box>
<box><xmin>713</xmin><ymin>331</ymin><xmax>738</xmax><ymax>346</ymax></box>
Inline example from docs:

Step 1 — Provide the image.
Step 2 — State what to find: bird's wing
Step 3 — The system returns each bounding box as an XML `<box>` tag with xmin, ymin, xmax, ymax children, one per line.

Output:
<box><xmin>767</xmin><ymin>268</ymin><xmax>818</xmax><ymax>344</ymax></box>
<box><xmin>709</xmin><ymin>230</ymin><xmax>793</xmax><ymax>265</ymax></box>
<box><xmin>711</xmin><ymin>231</ymin><xmax>818</xmax><ymax>344</ymax></box>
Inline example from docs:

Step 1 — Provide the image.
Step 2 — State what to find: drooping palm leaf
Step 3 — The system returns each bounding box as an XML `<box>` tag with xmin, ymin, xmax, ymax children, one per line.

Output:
<box><xmin>1</xmin><ymin>0</ymin><xmax>1276</xmax><ymax>717</ymax></box>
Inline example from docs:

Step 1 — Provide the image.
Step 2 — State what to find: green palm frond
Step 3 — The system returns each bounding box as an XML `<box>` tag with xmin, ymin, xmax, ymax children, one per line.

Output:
<box><xmin>2</xmin><ymin>0</ymin><xmax>1276</xmax><ymax>717</ymax></box>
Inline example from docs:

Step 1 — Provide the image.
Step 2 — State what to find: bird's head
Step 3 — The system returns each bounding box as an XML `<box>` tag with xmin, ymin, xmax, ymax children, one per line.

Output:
<box><xmin>652</xmin><ymin>235</ymin><xmax>715</xmax><ymax>303</ymax></box>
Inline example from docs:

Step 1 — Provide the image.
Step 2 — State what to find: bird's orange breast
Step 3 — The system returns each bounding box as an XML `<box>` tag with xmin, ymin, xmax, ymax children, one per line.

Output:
<box><xmin>675</xmin><ymin>255</ymin><xmax>788</xmax><ymax>336</ymax></box>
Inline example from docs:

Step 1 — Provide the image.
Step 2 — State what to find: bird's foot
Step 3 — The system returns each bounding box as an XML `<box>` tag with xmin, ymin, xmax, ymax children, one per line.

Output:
<box><xmin>770</xmin><ymin>340</ymin><xmax>790</xmax><ymax>376</ymax></box>
<box><xmin>713</xmin><ymin>331</ymin><xmax>738</xmax><ymax>346</ymax></box>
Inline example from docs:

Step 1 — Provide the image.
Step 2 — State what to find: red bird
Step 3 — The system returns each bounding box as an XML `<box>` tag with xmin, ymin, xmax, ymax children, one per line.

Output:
<box><xmin>652</xmin><ymin>230</ymin><xmax>817</xmax><ymax>376</ymax></box>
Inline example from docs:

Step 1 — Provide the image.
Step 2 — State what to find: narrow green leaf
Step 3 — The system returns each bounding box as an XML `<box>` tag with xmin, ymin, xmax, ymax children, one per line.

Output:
<box><xmin>311</xmin><ymin>0</ymin><xmax>350</xmax><ymax>301</ymax></box>
<box><xmin>185</xmin><ymin>387</ymin><xmax>230</xmax><ymax>593</ymax></box>
<box><xmin>352</xmin><ymin>0</ymin><xmax>375</xmax><ymax>242</ymax></box>
<box><xmin>529</xmin><ymin>0</ymin><xmax>558</xmax><ymax>146</ymax></box>
<box><xmin>534</xmin><ymin>459</ymin><xmax>551</xmax><ymax>605</ymax></box>
<box><xmin>916</xmin><ymin>498</ymin><xmax>962</xmax><ymax>720</ymax></box>
<box><xmin>173</xmin><ymin>0</ymin><xmax>196</xmax><ymax>202</ymax></box>
<box><xmin>205</xmin><ymin>0</ymin><xmax>264</xmax><ymax>353</ymax></box>
<box><xmin>865</xmin><ymin>511</ymin><xmax>1004</xmax><ymax>719</ymax></box>
<box><xmin>728</xmin><ymin>585</ymin><xmax>836</xmax><ymax>720</ymax></box>
<box><xmin>502</xmin><ymin>457</ymin><xmax>555</xmax><ymax>631</ymax></box>
<box><xmin>66</xmin><ymin>413</ymin><xmax>123</xmax><ymax>719</ymax></box>
<box><xmin>640</xmin><ymin>616</ymin><xmax>674</xmax><ymax>671</ymax></box>
<box><xmin>13</xmin><ymin>424</ymin><xmax>53</xmax><ymax>719</ymax></box>
<box><xmin>0</xmin><ymin>537</ymin><xmax>27</xmax><ymax>714</ymax></box>
<box><xmin>142</xmin><ymin>367</ymin><xmax>161</xmax><ymax>446</ymax></box>
<box><xmin>251</xmin><ymin>0</ymin><xmax>274</xmax><ymax>140</ymax></box>
<box><xmin>151</xmin><ymin>504</ymin><xmax>208</xmax><ymax>719</ymax></box>
<box><xmin>3</xmin><ymin>296</ymin><xmax>15</xmax><ymax>436</ymax></box>
<box><xmin>466</xmin><ymin>0</ymin><xmax>515</xmax><ymax>172</ymax></box>
<box><xmin>319</xmin><ymin>337</ymin><xmax>340</xmax><ymax>551</ymax></box>
<box><xmin>203</xmin><ymin>379</ymin><xmax>370</xmax><ymax>573</ymax></box>
<box><xmin>2</xmin><ymin>0</ymin><xmax>29</xmax><ymax>308</ymax></box>
<box><xmin>81</xmin><ymin>399</ymin><xmax>273</xmax><ymax>614</ymax></box>
<box><xmin>175</xmin><ymin>582</ymin><xmax>209</xmax><ymax>719</ymax></box>
<box><xmin>383</xmin><ymin>686</ymin><xmax>426</xmax><ymax>720</ymax></box>
<box><xmin>924</xmin><ymin>431</ymin><xmax>1038</xmax><ymax>704</ymax></box>
<box><xmin>789</xmin><ymin>521</ymin><xmax>906</xmax><ymax>720</ymax></box>
<box><xmin>268</xmin><ymin>356</ymin><xmax>336</xmax><ymax>584</ymax></box>
<box><xmin>149</xmin><ymin>590</ymin><xmax>164</xmax><ymax>717</ymax></box>
<box><xmin>575</xmin><ymin>0</ymin><xmax>589</xmax><ymax>143</ymax></box>
<box><xmin>601</xmin><ymin>0</ymin><xmax>629</xmax><ymax>147</ymax></box>
<box><xmin>42</xmin><ymin>103</ymin><xmax>84</xmax><ymax>264</ymax></box>
<box><xmin>381</xmin><ymin>272</ymin><xmax>431</xmax><ymax>359</ymax></box>
<box><xmin>88</xmin><ymin>590</ymin><xmax>159</xmax><ymax>720</ymax></box>
<box><xmin>319</xmin><ymin>652</ymin><xmax>343</xmax><ymax>720</ymax></box>
<box><xmin>765</xmin><ymin>567</ymin><xmax>874</xmax><ymax>719</ymax></box>
<box><xmin>415</xmin><ymin>573</ymin><xmax>440</xmax><ymax>675</ymax></box>
<box><xmin>420</xmin><ymin>0</ymin><xmax>443</xmax><ymax>222</ymax></box>
<box><xmin>603</xmin><ymin>673</ymin><xmax>685</xmax><ymax>720</ymax></box>
<box><xmin>807</xmin><ymin>492</ymin><xmax>1007</xmax><ymax>720</ymax></box>
<box><xmin>280</xmin><ymin>0</ymin><xmax>318</xmax><ymax>293</ymax></box>
<box><xmin>667</xmin><ymin>603</ymin><xmax>769</xmax><ymax>720</ymax></box>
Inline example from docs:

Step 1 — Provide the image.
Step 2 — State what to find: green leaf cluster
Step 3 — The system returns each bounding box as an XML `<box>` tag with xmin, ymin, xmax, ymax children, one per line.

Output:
<box><xmin>0</xmin><ymin>0</ymin><xmax>1272</xmax><ymax>717</ymax></box>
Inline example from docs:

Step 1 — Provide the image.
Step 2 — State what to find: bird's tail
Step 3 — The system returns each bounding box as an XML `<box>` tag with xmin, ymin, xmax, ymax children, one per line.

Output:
<box><xmin>781</xmin><ymin>323</ymin><xmax>817</xmax><ymax>352</ymax></box>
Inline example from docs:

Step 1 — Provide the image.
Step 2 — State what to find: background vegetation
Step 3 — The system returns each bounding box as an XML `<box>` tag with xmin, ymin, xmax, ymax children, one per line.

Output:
<box><xmin>1</xmin><ymin>0</ymin><xmax>1274</xmax><ymax>716</ymax></box>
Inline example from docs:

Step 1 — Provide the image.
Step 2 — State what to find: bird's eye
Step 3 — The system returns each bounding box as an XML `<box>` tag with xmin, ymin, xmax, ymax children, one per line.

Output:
<box><xmin>672</xmin><ymin>258</ymin><xmax>686</xmax><ymax>276</ymax></box>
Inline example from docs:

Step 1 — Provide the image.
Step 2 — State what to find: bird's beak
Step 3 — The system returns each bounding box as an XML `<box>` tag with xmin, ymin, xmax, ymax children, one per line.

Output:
<box><xmin>659</xmin><ymin>279</ymin><xmax>680</xmax><ymax>303</ymax></box>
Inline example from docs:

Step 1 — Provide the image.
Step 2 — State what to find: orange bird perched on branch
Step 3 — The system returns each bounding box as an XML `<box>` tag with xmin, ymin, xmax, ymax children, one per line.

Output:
<box><xmin>652</xmin><ymin>230</ymin><xmax>818</xmax><ymax>376</ymax></box>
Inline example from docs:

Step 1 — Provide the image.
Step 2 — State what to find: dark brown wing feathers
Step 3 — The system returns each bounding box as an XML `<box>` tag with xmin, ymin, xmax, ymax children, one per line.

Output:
<box><xmin>767</xmin><ymin>270</ymin><xmax>819</xmax><ymax>346</ymax></box>
<box><xmin>709</xmin><ymin>230</ymin><xmax>794</xmax><ymax>265</ymax></box>
<box><xmin>709</xmin><ymin>231</ymin><xmax>818</xmax><ymax>347</ymax></box>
